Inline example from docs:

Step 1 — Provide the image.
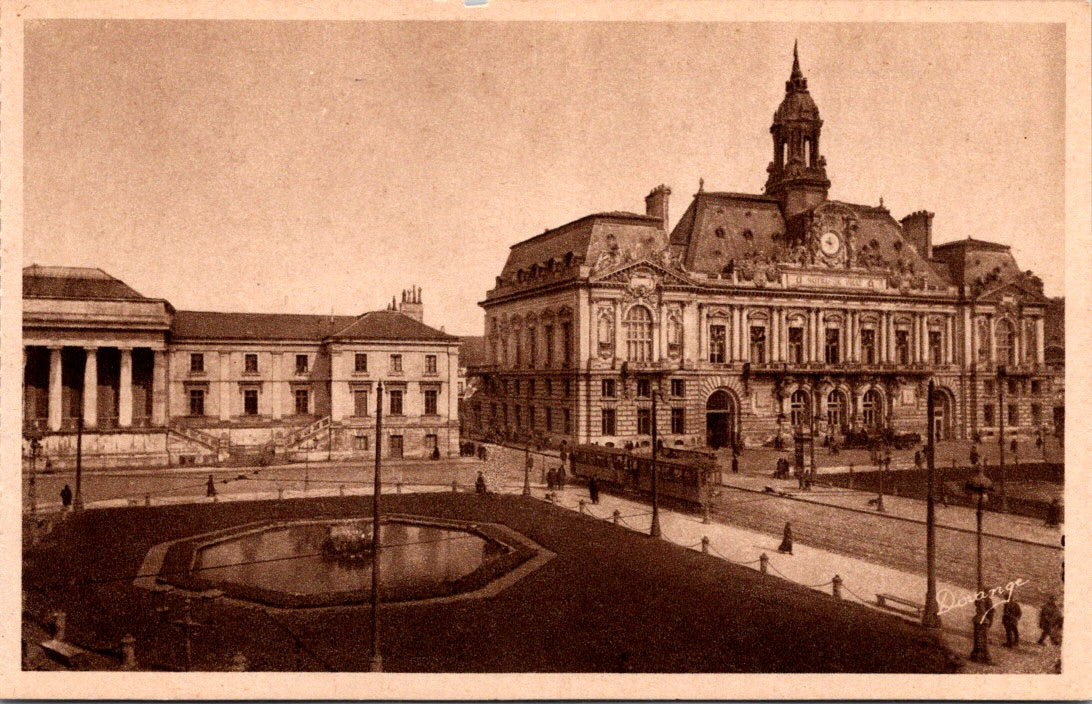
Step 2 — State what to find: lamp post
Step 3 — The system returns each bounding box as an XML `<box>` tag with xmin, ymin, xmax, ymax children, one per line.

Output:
<box><xmin>996</xmin><ymin>364</ymin><xmax>1008</xmax><ymax>511</ymax></box>
<box><xmin>650</xmin><ymin>389</ymin><xmax>661</xmax><ymax>538</ymax></box>
<box><xmin>964</xmin><ymin>466</ymin><xmax>995</xmax><ymax>664</ymax></box>
<box><xmin>922</xmin><ymin>380</ymin><xmax>941</xmax><ymax>629</ymax></box>
<box><xmin>370</xmin><ymin>380</ymin><xmax>384</xmax><ymax>673</ymax></box>
<box><xmin>523</xmin><ymin>446</ymin><xmax>532</xmax><ymax>496</ymax></box>
<box><xmin>73</xmin><ymin>405</ymin><xmax>85</xmax><ymax>511</ymax></box>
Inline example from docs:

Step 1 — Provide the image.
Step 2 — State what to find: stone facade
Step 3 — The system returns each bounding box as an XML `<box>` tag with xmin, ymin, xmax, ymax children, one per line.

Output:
<box><xmin>464</xmin><ymin>49</ymin><xmax>1061</xmax><ymax>451</ymax></box>
<box><xmin>23</xmin><ymin>272</ymin><xmax>460</xmax><ymax>467</ymax></box>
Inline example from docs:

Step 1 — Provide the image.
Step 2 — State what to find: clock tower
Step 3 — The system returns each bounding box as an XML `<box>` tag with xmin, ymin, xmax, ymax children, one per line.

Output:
<box><xmin>764</xmin><ymin>42</ymin><xmax>831</xmax><ymax>220</ymax></box>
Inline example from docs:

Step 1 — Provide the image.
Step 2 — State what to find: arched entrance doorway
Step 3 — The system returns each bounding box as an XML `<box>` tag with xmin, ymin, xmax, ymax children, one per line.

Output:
<box><xmin>861</xmin><ymin>388</ymin><xmax>883</xmax><ymax>428</ymax></box>
<box><xmin>932</xmin><ymin>388</ymin><xmax>953</xmax><ymax>440</ymax></box>
<box><xmin>706</xmin><ymin>390</ymin><xmax>736</xmax><ymax>449</ymax></box>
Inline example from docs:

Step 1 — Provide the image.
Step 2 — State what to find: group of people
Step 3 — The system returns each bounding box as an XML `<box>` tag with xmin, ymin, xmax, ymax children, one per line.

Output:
<box><xmin>978</xmin><ymin>592</ymin><xmax>1063</xmax><ymax>650</ymax></box>
<box><xmin>546</xmin><ymin>466</ymin><xmax>567</xmax><ymax>491</ymax></box>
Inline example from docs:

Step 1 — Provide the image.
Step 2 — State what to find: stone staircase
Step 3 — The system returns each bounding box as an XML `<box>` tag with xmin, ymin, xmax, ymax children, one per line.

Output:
<box><xmin>167</xmin><ymin>423</ymin><xmax>230</xmax><ymax>462</ymax></box>
<box><xmin>283</xmin><ymin>415</ymin><xmax>332</xmax><ymax>450</ymax></box>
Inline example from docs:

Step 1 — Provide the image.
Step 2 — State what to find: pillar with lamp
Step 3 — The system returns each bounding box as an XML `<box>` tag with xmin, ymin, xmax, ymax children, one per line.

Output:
<box><xmin>964</xmin><ymin>463</ymin><xmax>996</xmax><ymax>664</ymax></box>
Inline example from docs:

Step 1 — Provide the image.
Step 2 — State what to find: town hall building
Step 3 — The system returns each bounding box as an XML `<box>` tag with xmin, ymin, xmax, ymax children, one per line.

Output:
<box><xmin>464</xmin><ymin>46</ymin><xmax>1061</xmax><ymax>451</ymax></box>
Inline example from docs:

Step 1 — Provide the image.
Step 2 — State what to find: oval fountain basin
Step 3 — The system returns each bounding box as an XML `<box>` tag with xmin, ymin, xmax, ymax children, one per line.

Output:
<box><xmin>192</xmin><ymin>520</ymin><xmax>509</xmax><ymax>601</ymax></box>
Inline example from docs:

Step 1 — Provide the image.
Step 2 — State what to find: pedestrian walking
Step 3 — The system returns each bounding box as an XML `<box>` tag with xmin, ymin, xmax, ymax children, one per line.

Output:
<box><xmin>1045</xmin><ymin>497</ymin><xmax>1062</xmax><ymax>527</ymax></box>
<box><xmin>1002</xmin><ymin>596</ymin><xmax>1022</xmax><ymax>647</ymax></box>
<box><xmin>557</xmin><ymin>464</ymin><xmax>566</xmax><ymax>489</ymax></box>
<box><xmin>731</xmin><ymin>455</ymin><xmax>739</xmax><ymax>474</ymax></box>
<box><xmin>546</xmin><ymin>467</ymin><xmax>556</xmax><ymax>491</ymax></box>
<box><xmin>59</xmin><ymin>484</ymin><xmax>72</xmax><ymax>510</ymax></box>
<box><xmin>777</xmin><ymin>521</ymin><xmax>793</xmax><ymax>555</ymax></box>
<box><xmin>1010</xmin><ymin>438</ymin><xmax>1018</xmax><ymax>455</ymax></box>
<box><xmin>206</xmin><ymin>474</ymin><xmax>217</xmax><ymax>498</ymax></box>
<box><xmin>475</xmin><ymin>470</ymin><xmax>488</xmax><ymax>496</ymax></box>
<box><xmin>44</xmin><ymin>459</ymin><xmax>54</xmax><ymax>474</ymax></box>
<box><xmin>914</xmin><ymin>450</ymin><xmax>923</xmax><ymax>471</ymax></box>
<box><xmin>1038</xmin><ymin>596</ymin><xmax>1063</xmax><ymax>646</ymax></box>
<box><xmin>588</xmin><ymin>476</ymin><xmax>600</xmax><ymax>505</ymax></box>
<box><xmin>969</xmin><ymin>445</ymin><xmax>980</xmax><ymax>467</ymax></box>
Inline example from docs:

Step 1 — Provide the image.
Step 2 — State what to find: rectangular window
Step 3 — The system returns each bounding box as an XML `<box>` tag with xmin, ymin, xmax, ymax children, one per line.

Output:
<box><xmin>294</xmin><ymin>389</ymin><xmax>310</xmax><ymax>415</ymax></box>
<box><xmin>636</xmin><ymin>378</ymin><xmax>651</xmax><ymax>398</ymax></box>
<box><xmin>824</xmin><ymin>328</ymin><xmax>840</xmax><ymax>364</ymax></box>
<box><xmin>602</xmin><ymin>379</ymin><xmax>616</xmax><ymax>398</ymax></box>
<box><xmin>928</xmin><ymin>330</ymin><xmax>943</xmax><ymax>364</ymax></box>
<box><xmin>671</xmin><ymin>407</ymin><xmax>685</xmax><ymax>434</ymax></box>
<box><xmin>424</xmin><ymin>389</ymin><xmax>438</xmax><ymax>415</ymax></box>
<box><xmin>190</xmin><ymin>353</ymin><xmax>204</xmax><ymax>373</ymax></box>
<box><xmin>528</xmin><ymin>405</ymin><xmax>536</xmax><ymax>428</ymax></box>
<box><xmin>1008</xmin><ymin>404</ymin><xmax>1018</xmax><ymax>425</ymax></box>
<box><xmin>528</xmin><ymin>380</ymin><xmax>536</xmax><ymax>396</ymax></box>
<box><xmin>353</xmin><ymin>435</ymin><xmax>369</xmax><ymax>452</ymax></box>
<box><xmin>513</xmin><ymin>380</ymin><xmax>520</xmax><ymax>396</ymax></box>
<box><xmin>563</xmin><ymin>408</ymin><xmax>572</xmax><ymax>434</ymax></box>
<box><xmin>354</xmin><ymin>389</ymin><xmax>370</xmax><ymax>417</ymax></box>
<box><xmin>564</xmin><ymin>380</ymin><xmax>571</xmax><ymax>397</ymax></box>
<box><xmin>750</xmin><ymin>326</ymin><xmax>767</xmax><ymax>363</ymax></box>
<box><xmin>670</xmin><ymin>379</ymin><xmax>685</xmax><ymax>397</ymax></box>
<box><xmin>514</xmin><ymin>405</ymin><xmax>522</xmax><ymax>428</ymax></box>
<box><xmin>244</xmin><ymin>353</ymin><xmax>258</xmax><ymax>374</ymax></box>
<box><xmin>545</xmin><ymin>407</ymin><xmax>553</xmax><ymax>432</ymax></box>
<box><xmin>561</xmin><ymin>322</ymin><xmax>572</xmax><ymax>367</ymax></box>
<box><xmin>895</xmin><ymin>330</ymin><xmax>910</xmax><ymax>365</ymax></box>
<box><xmin>1008</xmin><ymin>379</ymin><xmax>1019</xmax><ymax>395</ymax></box>
<box><xmin>601</xmin><ymin>408</ymin><xmax>616</xmax><ymax>436</ymax></box>
<box><xmin>295</xmin><ymin>354</ymin><xmax>309</xmax><ymax>374</ymax></box>
<box><xmin>637</xmin><ymin>408</ymin><xmax>652</xmax><ymax>435</ymax></box>
<box><xmin>544</xmin><ymin>325</ymin><xmax>554</xmax><ymax>368</ymax></box>
<box><xmin>425</xmin><ymin>355</ymin><xmax>437</xmax><ymax>374</ymax></box>
<box><xmin>188</xmin><ymin>388</ymin><xmax>205</xmax><ymax>416</ymax></box>
<box><xmin>788</xmin><ymin>327</ymin><xmax>805</xmax><ymax>363</ymax></box>
<box><xmin>243</xmin><ymin>388</ymin><xmax>259</xmax><ymax>415</ymax></box>
<box><xmin>545</xmin><ymin>380</ymin><xmax>553</xmax><ymax>396</ymax></box>
<box><xmin>355</xmin><ymin>353</ymin><xmax>368</xmax><ymax>373</ymax></box>
<box><xmin>1031</xmin><ymin>380</ymin><xmax>1041</xmax><ymax>395</ymax></box>
<box><xmin>983</xmin><ymin>404</ymin><xmax>994</xmax><ymax>425</ymax></box>
<box><xmin>389</xmin><ymin>435</ymin><xmax>403</xmax><ymax>459</ymax></box>
<box><xmin>1031</xmin><ymin>403</ymin><xmax>1042</xmax><ymax>425</ymax></box>
<box><xmin>709</xmin><ymin>324</ymin><xmax>727</xmax><ymax>364</ymax></box>
<box><xmin>390</xmin><ymin>354</ymin><xmax>403</xmax><ymax>373</ymax></box>
<box><xmin>389</xmin><ymin>389</ymin><xmax>404</xmax><ymax>416</ymax></box>
<box><xmin>984</xmin><ymin>380</ymin><xmax>995</xmax><ymax>396</ymax></box>
<box><xmin>424</xmin><ymin>433</ymin><xmax>438</xmax><ymax>450</ymax></box>
<box><xmin>860</xmin><ymin>329</ymin><xmax>876</xmax><ymax>365</ymax></box>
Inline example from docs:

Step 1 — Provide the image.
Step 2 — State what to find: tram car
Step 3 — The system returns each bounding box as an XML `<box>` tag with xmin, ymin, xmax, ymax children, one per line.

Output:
<box><xmin>570</xmin><ymin>444</ymin><xmax>719</xmax><ymax>509</ymax></box>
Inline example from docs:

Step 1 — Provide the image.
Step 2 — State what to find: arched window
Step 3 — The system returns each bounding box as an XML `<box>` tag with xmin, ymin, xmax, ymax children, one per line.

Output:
<box><xmin>995</xmin><ymin>319</ymin><xmax>1015</xmax><ymax>366</ymax></box>
<box><xmin>790</xmin><ymin>389</ymin><xmax>810</xmax><ymax>427</ymax></box>
<box><xmin>625</xmin><ymin>306</ymin><xmax>653</xmax><ymax>362</ymax></box>
<box><xmin>861</xmin><ymin>389</ymin><xmax>882</xmax><ymax>427</ymax></box>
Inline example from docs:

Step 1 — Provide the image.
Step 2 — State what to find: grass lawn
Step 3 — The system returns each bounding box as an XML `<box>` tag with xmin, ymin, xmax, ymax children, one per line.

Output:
<box><xmin>23</xmin><ymin>493</ymin><xmax>955</xmax><ymax>672</ymax></box>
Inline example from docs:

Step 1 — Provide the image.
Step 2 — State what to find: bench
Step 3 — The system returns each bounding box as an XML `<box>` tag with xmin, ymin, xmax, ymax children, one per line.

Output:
<box><xmin>876</xmin><ymin>593</ymin><xmax>923</xmax><ymax>617</ymax></box>
<box><xmin>39</xmin><ymin>639</ymin><xmax>92</xmax><ymax>669</ymax></box>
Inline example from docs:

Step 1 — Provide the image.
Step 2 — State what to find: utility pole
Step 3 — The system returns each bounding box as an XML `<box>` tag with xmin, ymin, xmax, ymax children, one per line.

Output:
<box><xmin>922</xmin><ymin>380</ymin><xmax>941</xmax><ymax>628</ymax></box>
<box><xmin>997</xmin><ymin>365</ymin><xmax>1007</xmax><ymax>511</ymax></box>
<box><xmin>73</xmin><ymin>406</ymin><xmax>85</xmax><ymax>511</ymax></box>
<box><xmin>650</xmin><ymin>389</ymin><xmax>661</xmax><ymax>538</ymax></box>
<box><xmin>370</xmin><ymin>380</ymin><xmax>383</xmax><ymax>673</ymax></box>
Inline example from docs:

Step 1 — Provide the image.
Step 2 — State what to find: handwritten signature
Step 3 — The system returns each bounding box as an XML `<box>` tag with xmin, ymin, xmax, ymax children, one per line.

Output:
<box><xmin>937</xmin><ymin>578</ymin><xmax>1030</xmax><ymax>624</ymax></box>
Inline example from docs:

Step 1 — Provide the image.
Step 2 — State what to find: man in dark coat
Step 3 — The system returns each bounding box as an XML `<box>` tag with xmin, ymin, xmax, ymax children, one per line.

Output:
<box><xmin>59</xmin><ymin>484</ymin><xmax>72</xmax><ymax>509</ymax></box>
<box><xmin>475</xmin><ymin>471</ymin><xmax>488</xmax><ymax>496</ymax></box>
<box><xmin>206</xmin><ymin>474</ymin><xmax>217</xmax><ymax>498</ymax></box>
<box><xmin>588</xmin><ymin>476</ymin><xmax>600</xmax><ymax>505</ymax></box>
<box><xmin>777</xmin><ymin>522</ymin><xmax>793</xmax><ymax>555</ymax></box>
<box><xmin>1002</xmin><ymin>596</ymin><xmax>1022</xmax><ymax>647</ymax></box>
<box><xmin>1038</xmin><ymin>596</ymin><xmax>1062</xmax><ymax>645</ymax></box>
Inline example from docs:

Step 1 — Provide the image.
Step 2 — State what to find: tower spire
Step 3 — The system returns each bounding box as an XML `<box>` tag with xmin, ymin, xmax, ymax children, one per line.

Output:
<box><xmin>792</xmin><ymin>39</ymin><xmax>800</xmax><ymax>77</ymax></box>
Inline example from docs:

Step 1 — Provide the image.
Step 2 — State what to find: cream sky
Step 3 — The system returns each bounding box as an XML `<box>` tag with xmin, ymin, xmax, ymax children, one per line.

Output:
<box><xmin>23</xmin><ymin>20</ymin><xmax>1064</xmax><ymax>335</ymax></box>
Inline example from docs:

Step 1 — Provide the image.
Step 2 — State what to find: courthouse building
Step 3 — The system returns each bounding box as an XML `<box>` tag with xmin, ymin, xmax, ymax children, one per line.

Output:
<box><xmin>22</xmin><ymin>270</ymin><xmax>460</xmax><ymax>467</ymax></box>
<box><xmin>465</xmin><ymin>48</ymin><xmax>1062</xmax><ymax>450</ymax></box>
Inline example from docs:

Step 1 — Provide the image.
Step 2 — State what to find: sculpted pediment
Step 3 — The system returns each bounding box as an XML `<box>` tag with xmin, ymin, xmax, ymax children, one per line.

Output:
<box><xmin>590</xmin><ymin>257</ymin><xmax>695</xmax><ymax>288</ymax></box>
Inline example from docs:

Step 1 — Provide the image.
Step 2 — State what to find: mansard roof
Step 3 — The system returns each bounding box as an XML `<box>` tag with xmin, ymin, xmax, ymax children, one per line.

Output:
<box><xmin>172</xmin><ymin>311</ymin><xmax>358</xmax><ymax>342</ymax></box>
<box><xmin>23</xmin><ymin>265</ymin><xmax>151</xmax><ymax>301</ymax></box>
<box><xmin>328</xmin><ymin>310</ymin><xmax>458</xmax><ymax>342</ymax></box>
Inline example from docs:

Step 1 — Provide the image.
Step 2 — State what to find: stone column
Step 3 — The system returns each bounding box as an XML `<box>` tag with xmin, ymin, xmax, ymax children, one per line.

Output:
<box><xmin>82</xmin><ymin>347</ymin><xmax>98</xmax><ymax>428</ymax></box>
<box><xmin>1015</xmin><ymin>318</ymin><xmax>1025</xmax><ymax>365</ymax></box>
<box><xmin>614</xmin><ymin>301</ymin><xmax>624</xmax><ymax>361</ymax></box>
<box><xmin>944</xmin><ymin>315</ymin><xmax>953</xmax><ymax>365</ymax></box>
<box><xmin>988</xmin><ymin>315</ymin><xmax>996</xmax><ymax>364</ymax></box>
<box><xmin>272</xmin><ymin>352</ymin><xmax>283</xmax><ymax>420</ymax></box>
<box><xmin>1036</xmin><ymin>317</ymin><xmax>1045</xmax><ymax>364</ymax></box>
<box><xmin>888</xmin><ymin>312</ymin><xmax>896</xmax><ymax>363</ymax></box>
<box><xmin>697</xmin><ymin>304</ymin><xmax>706</xmax><ymax>362</ymax></box>
<box><xmin>964</xmin><ymin>308</ymin><xmax>974</xmax><ymax>366</ymax></box>
<box><xmin>48</xmin><ymin>346</ymin><xmax>63</xmax><ymax>432</ymax></box>
<box><xmin>152</xmin><ymin>350</ymin><xmax>167</xmax><ymax>426</ymax></box>
<box><xmin>118</xmin><ymin>347</ymin><xmax>133</xmax><ymax>427</ymax></box>
<box><xmin>730</xmin><ymin>306</ymin><xmax>740</xmax><ymax>361</ymax></box>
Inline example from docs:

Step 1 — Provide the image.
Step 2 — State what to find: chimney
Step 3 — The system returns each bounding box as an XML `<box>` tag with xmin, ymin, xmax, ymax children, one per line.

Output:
<box><xmin>899</xmin><ymin>210</ymin><xmax>935</xmax><ymax>259</ymax></box>
<box><xmin>398</xmin><ymin>285</ymin><xmax>424</xmax><ymax>323</ymax></box>
<box><xmin>645</xmin><ymin>184</ymin><xmax>671</xmax><ymax>231</ymax></box>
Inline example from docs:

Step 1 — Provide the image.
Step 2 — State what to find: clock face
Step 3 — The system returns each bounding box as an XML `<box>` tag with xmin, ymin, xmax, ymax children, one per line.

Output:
<box><xmin>820</xmin><ymin>231</ymin><xmax>842</xmax><ymax>256</ymax></box>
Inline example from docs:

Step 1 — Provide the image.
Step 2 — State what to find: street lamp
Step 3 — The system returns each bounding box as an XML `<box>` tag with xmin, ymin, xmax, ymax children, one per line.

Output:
<box><xmin>922</xmin><ymin>380</ymin><xmax>941</xmax><ymax>629</ymax></box>
<box><xmin>997</xmin><ymin>364</ymin><xmax>1008</xmax><ymax>511</ymax></box>
<box><xmin>649</xmin><ymin>389</ymin><xmax>661</xmax><ymax>538</ymax></box>
<box><xmin>370</xmin><ymin>379</ymin><xmax>384</xmax><ymax>673</ymax></box>
<box><xmin>964</xmin><ymin>466</ymin><xmax>995</xmax><ymax>664</ymax></box>
<box><xmin>73</xmin><ymin>405</ymin><xmax>85</xmax><ymax>511</ymax></box>
<box><xmin>523</xmin><ymin>446</ymin><xmax>532</xmax><ymax>496</ymax></box>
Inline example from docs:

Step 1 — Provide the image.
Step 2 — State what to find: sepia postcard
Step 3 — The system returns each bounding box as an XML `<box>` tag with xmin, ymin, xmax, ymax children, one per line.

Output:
<box><xmin>1</xmin><ymin>0</ymin><xmax>1090</xmax><ymax>699</ymax></box>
